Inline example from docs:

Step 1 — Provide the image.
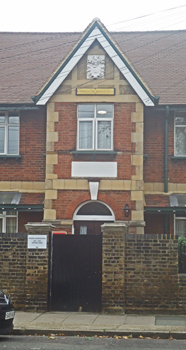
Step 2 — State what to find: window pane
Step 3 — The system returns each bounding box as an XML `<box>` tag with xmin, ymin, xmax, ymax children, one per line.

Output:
<box><xmin>0</xmin><ymin>219</ymin><xmax>2</xmax><ymax>233</ymax></box>
<box><xmin>175</xmin><ymin>127</ymin><xmax>186</xmax><ymax>155</ymax></box>
<box><xmin>8</xmin><ymin>126</ymin><xmax>19</xmax><ymax>154</ymax></box>
<box><xmin>176</xmin><ymin>219</ymin><xmax>186</xmax><ymax>237</ymax></box>
<box><xmin>9</xmin><ymin>116</ymin><xmax>19</xmax><ymax>124</ymax></box>
<box><xmin>0</xmin><ymin>127</ymin><xmax>5</xmax><ymax>153</ymax></box>
<box><xmin>6</xmin><ymin>216</ymin><xmax>17</xmax><ymax>233</ymax></box>
<box><xmin>78</xmin><ymin>105</ymin><xmax>94</xmax><ymax>118</ymax></box>
<box><xmin>96</xmin><ymin>104</ymin><xmax>113</xmax><ymax>118</ymax></box>
<box><xmin>0</xmin><ymin>114</ymin><xmax>5</xmax><ymax>123</ymax></box>
<box><xmin>97</xmin><ymin>121</ymin><xmax>111</xmax><ymax>149</ymax></box>
<box><xmin>79</xmin><ymin>121</ymin><xmax>93</xmax><ymax>149</ymax></box>
<box><xmin>175</xmin><ymin>115</ymin><xmax>186</xmax><ymax>125</ymax></box>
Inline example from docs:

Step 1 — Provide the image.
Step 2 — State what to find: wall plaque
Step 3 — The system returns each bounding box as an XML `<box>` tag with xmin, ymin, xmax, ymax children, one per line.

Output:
<box><xmin>27</xmin><ymin>235</ymin><xmax>47</xmax><ymax>249</ymax></box>
<box><xmin>76</xmin><ymin>88</ymin><xmax>115</xmax><ymax>95</ymax></box>
<box><xmin>87</xmin><ymin>55</ymin><xmax>105</xmax><ymax>79</ymax></box>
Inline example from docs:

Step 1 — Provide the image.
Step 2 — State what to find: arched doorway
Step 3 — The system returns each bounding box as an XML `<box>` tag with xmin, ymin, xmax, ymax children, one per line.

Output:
<box><xmin>73</xmin><ymin>200</ymin><xmax>115</xmax><ymax>235</ymax></box>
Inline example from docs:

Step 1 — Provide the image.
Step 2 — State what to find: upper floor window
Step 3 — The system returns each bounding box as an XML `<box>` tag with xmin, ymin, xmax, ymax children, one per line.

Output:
<box><xmin>175</xmin><ymin>113</ymin><xmax>186</xmax><ymax>156</ymax></box>
<box><xmin>0</xmin><ymin>112</ymin><xmax>19</xmax><ymax>155</ymax></box>
<box><xmin>77</xmin><ymin>104</ymin><xmax>113</xmax><ymax>151</ymax></box>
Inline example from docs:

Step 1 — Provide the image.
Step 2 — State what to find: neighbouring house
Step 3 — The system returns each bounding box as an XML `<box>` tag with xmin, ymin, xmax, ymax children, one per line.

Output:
<box><xmin>1</xmin><ymin>19</ymin><xmax>186</xmax><ymax>313</ymax></box>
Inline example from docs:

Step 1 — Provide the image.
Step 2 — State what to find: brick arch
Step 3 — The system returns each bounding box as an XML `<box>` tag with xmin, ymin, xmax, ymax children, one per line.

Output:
<box><xmin>65</xmin><ymin>192</ymin><xmax>120</xmax><ymax>220</ymax></box>
<box><xmin>65</xmin><ymin>192</ymin><xmax>91</xmax><ymax>219</ymax></box>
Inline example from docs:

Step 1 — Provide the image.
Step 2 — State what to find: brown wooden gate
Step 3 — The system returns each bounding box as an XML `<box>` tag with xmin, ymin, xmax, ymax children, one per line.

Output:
<box><xmin>50</xmin><ymin>234</ymin><xmax>102</xmax><ymax>312</ymax></box>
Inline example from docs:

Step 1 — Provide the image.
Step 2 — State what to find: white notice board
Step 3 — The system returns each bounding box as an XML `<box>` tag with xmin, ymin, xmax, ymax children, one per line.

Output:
<box><xmin>27</xmin><ymin>235</ymin><xmax>47</xmax><ymax>249</ymax></box>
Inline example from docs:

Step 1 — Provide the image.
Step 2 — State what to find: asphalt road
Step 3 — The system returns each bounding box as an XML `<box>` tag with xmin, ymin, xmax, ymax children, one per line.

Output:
<box><xmin>1</xmin><ymin>336</ymin><xmax>186</xmax><ymax>349</ymax></box>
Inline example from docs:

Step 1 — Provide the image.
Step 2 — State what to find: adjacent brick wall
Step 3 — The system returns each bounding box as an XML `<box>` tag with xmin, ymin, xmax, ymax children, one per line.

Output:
<box><xmin>125</xmin><ymin>233</ymin><xmax>182</xmax><ymax>314</ymax></box>
<box><xmin>102</xmin><ymin>223</ymin><xmax>126</xmax><ymax>313</ymax></box>
<box><xmin>0</xmin><ymin>233</ymin><xmax>27</xmax><ymax>310</ymax></box>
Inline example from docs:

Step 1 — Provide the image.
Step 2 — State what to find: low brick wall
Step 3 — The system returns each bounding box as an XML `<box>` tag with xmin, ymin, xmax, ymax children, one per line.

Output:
<box><xmin>125</xmin><ymin>233</ymin><xmax>183</xmax><ymax>314</ymax></box>
<box><xmin>0</xmin><ymin>233</ymin><xmax>27</xmax><ymax>310</ymax></box>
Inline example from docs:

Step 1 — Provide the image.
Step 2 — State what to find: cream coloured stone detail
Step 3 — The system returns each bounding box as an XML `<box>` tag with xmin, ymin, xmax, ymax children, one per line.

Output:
<box><xmin>33</xmin><ymin>182</ymin><xmax>45</xmax><ymax>191</ymax></box>
<box><xmin>135</xmin><ymin>142</ymin><xmax>143</xmax><ymax>154</ymax></box>
<box><xmin>136</xmin><ymin>103</ymin><xmax>144</xmax><ymax>113</ymax></box>
<box><xmin>131</xmin><ymin>191</ymin><xmax>143</xmax><ymax>201</ymax></box>
<box><xmin>136</xmin><ymin>226</ymin><xmax>145</xmax><ymax>234</ymax></box>
<box><xmin>46</xmin><ymin>154</ymin><xmax>58</xmax><ymax>165</ymax></box>
<box><xmin>0</xmin><ymin>181</ymin><xmax>45</xmax><ymax>192</ymax></box>
<box><xmin>131</xmin><ymin>174</ymin><xmax>143</xmax><ymax>181</ymax></box>
<box><xmin>46</xmin><ymin>142</ymin><xmax>54</xmax><ymax>152</ymax></box>
<box><xmin>131</xmin><ymin>210</ymin><xmax>144</xmax><ymax>221</ymax></box>
<box><xmin>47</xmin><ymin>132</ymin><xmax>58</xmax><ymax>143</ymax></box>
<box><xmin>45</xmin><ymin>190</ymin><xmax>57</xmax><ymax>200</ymax></box>
<box><xmin>144</xmin><ymin>182</ymin><xmax>186</xmax><ymax>194</ymax></box>
<box><xmin>47</xmin><ymin>121</ymin><xmax>55</xmax><ymax>132</ymax></box>
<box><xmin>44</xmin><ymin>199</ymin><xmax>52</xmax><ymax>209</ymax></box>
<box><xmin>46</xmin><ymin>174</ymin><xmax>58</xmax><ymax>180</ymax></box>
<box><xmin>168</xmin><ymin>183</ymin><xmax>177</xmax><ymax>192</ymax></box>
<box><xmin>136</xmin><ymin>200</ymin><xmax>144</xmax><ymax>211</ymax></box>
<box><xmin>21</xmin><ymin>182</ymin><xmax>33</xmax><ymax>191</ymax></box>
<box><xmin>131</xmin><ymin>112</ymin><xmax>143</xmax><ymax>123</ymax></box>
<box><xmin>44</xmin><ymin>209</ymin><xmax>56</xmax><ymax>220</ymax></box>
<box><xmin>131</xmin><ymin>132</ymin><xmax>143</xmax><ymax>143</ymax></box>
<box><xmin>53</xmin><ymin>179</ymin><xmax>65</xmax><ymax>190</ymax></box>
<box><xmin>153</xmin><ymin>183</ymin><xmax>164</xmax><ymax>192</ymax></box>
<box><xmin>176</xmin><ymin>184</ymin><xmax>186</xmax><ymax>191</ymax></box>
<box><xmin>131</xmin><ymin>155</ymin><xmax>143</xmax><ymax>166</ymax></box>
<box><xmin>136</xmin><ymin>122</ymin><xmax>143</xmax><ymax>133</ymax></box>
<box><xmin>10</xmin><ymin>181</ymin><xmax>22</xmax><ymax>189</ymax></box>
<box><xmin>45</xmin><ymin>179</ymin><xmax>53</xmax><ymax>190</ymax></box>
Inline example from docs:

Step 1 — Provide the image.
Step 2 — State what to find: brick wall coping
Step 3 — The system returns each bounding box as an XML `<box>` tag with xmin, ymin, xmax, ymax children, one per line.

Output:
<box><xmin>126</xmin><ymin>233</ymin><xmax>179</xmax><ymax>240</ymax></box>
<box><xmin>25</xmin><ymin>222</ymin><xmax>55</xmax><ymax>232</ymax></box>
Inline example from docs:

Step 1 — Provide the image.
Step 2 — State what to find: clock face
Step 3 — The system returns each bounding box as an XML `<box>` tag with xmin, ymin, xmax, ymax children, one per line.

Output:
<box><xmin>87</xmin><ymin>55</ymin><xmax>105</xmax><ymax>79</ymax></box>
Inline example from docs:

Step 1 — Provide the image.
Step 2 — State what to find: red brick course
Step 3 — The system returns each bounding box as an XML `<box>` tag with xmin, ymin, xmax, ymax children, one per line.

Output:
<box><xmin>0</xmin><ymin>109</ymin><xmax>46</xmax><ymax>181</ymax></box>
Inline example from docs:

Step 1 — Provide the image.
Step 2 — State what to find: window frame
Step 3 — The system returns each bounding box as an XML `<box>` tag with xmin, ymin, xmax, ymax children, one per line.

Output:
<box><xmin>174</xmin><ymin>112</ymin><xmax>186</xmax><ymax>157</ymax></box>
<box><xmin>0</xmin><ymin>211</ymin><xmax>18</xmax><ymax>233</ymax></box>
<box><xmin>77</xmin><ymin>104</ymin><xmax>114</xmax><ymax>151</ymax></box>
<box><xmin>0</xmin><ymin>112</ymin><xmax>20</xmax><ymax>155</ymax></box>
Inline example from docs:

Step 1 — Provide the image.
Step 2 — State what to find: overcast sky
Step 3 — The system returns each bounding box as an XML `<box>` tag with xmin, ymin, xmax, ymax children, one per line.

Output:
<box><xmin>1</xmin><ymin>0</ymin><xmax>186</xmax><ymax>32</ymax></box>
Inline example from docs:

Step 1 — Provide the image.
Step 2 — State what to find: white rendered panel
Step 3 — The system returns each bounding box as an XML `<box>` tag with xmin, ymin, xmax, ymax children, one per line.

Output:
<box><xmin>71</xmin><ymin>161</ymin><xmax>117</xmax><ymax>178</ymax></box>
<box><xmin>37</xmin><ymin>26</ymin><xmax>154</xmax><ymax>106</ymax></box>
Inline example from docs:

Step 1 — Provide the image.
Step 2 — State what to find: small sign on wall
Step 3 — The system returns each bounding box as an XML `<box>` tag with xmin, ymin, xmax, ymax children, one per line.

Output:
<box><xmin>27</xmin><ymin>235</ymin><xmax>47</xmax><ymax>249</ymax></box>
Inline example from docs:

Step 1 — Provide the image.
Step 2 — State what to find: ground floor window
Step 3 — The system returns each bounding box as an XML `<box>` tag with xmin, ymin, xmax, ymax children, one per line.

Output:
<box><xmin>175</xmin><ymin>215</ymin><xmax>186</xmax><ymax>237</ymax></box>
<box><xmin>0</xmin><ymin>211</ymin><xmax>18</xmax><ymax>233</ymax></box>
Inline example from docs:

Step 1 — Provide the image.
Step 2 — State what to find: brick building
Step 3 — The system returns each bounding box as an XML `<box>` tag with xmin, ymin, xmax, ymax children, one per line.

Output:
<box><xmin>1</xmin><ymin>18</ymin><xmax>186</xmax><ymax>312</ymax></box>
<box><xmin>1</xmin><ymin>19</ymin><xmax>186</xmax><ymax>237</ymax></box>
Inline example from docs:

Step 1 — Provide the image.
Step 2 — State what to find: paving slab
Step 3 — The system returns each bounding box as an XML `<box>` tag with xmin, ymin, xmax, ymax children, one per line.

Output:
<box><xmin>93</xmin><ymin>315</ymin><xmax>127</xmax><ymax>325</ymax></box>
<box><xmin>155</xmin><ymin>316</ymin><xmax>186</xmax><ymax>326</ymax></box>
<box><xmin>124</xmin><ymin>315</ymin><xmax>155</xmax><ymax>326</ymax></box>
<box><xmin>62</xmin><ymin>313</ymin><xmax>98</xmax><ymax>325</ymax></box>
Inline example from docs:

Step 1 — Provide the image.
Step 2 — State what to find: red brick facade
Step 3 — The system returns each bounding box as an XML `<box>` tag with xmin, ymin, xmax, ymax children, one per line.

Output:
<box><xmin>0</xmin><ymin>109</ymin><xmax>46</xmax><ymax>181</ymax></box>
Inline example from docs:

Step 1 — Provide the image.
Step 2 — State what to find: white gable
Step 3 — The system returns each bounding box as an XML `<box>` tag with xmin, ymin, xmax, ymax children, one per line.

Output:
<box><xmin>36</xmin><ymin>26</ymin><xmax>154</xmax><ymax>106</ymax></box>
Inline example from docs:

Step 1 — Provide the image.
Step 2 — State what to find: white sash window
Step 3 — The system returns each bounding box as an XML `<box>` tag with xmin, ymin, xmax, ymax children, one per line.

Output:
<box><xmin>77</xmin><ymin>104</ymin><xmax>113</xmax><ymax>151</ymax></box>
<box><xmin>0</xmin><ymin>112</ymin><xmax>19</xmax><ymax>155</ymax></box>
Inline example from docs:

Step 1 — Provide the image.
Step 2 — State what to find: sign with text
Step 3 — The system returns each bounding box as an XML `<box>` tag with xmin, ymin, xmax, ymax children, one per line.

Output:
<box><xmin>27</xmin><ymin>235</ymin><xmax>47</xmax><ymax>249</ymax></box>
<box><xmin>76</xmin><ymin>88</ymin><xmax>115</xmax><ymax>95</ymax></box>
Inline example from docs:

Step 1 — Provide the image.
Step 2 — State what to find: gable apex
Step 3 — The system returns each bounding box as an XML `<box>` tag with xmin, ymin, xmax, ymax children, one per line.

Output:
<box><xmin>35</xmin><ymin>19</ymin><xmax>155</xmax><ymax>106</ymax></box>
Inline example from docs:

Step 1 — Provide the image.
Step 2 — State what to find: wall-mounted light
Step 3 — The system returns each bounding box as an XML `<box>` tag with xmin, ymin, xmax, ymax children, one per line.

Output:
<box><xmin>124</xmin><ymin>204</ymin><xmax>130</xmax><ymax>218</ymax></box>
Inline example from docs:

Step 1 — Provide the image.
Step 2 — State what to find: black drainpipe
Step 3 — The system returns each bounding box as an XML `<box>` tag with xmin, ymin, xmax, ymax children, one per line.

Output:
<box><xmin>164</xmin><ymin>106</ymin><xmax>169</xmax><ymax>193</ymax></box>
<box><xmin>164</xmin><ymin>106</ymin><xmax>169</xmax><ymax>235</ymax></box>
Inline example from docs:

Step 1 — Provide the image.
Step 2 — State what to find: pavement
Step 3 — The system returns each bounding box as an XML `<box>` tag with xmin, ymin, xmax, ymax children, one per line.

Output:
<box><xmin>13</xmin><ymin>312</ymin><xmax>186</xmax><ymax>339</ymax></box>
